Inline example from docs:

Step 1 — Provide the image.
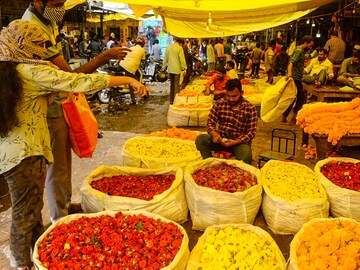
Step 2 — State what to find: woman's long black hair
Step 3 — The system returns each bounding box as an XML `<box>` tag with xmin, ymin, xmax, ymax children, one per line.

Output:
<box><xmin>0</xmin><ymin>62</ymin><xmax>23</xmax><ymax>137</ymax></box>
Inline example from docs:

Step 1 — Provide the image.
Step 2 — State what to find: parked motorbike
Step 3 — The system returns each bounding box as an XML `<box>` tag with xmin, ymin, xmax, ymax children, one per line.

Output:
<box><xmin>141</xmin><ymin>54</ymin><xmax>168</xmax><ymax>83</ymax></box>
<box><xmin>233</xmin><ymin>48</ymin><xmax>250</xmax><ymax>78</ymax></box>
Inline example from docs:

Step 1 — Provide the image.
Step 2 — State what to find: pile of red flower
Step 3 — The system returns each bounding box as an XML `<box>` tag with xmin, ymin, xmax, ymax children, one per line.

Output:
<box><xmin>37</xmin><ymin>212</ymin><xmax>184</xmax><ymax>269</ymax></box>
<box><xmin>192</xmin><ymin>162</ymin><xmax>257</xmax><ymax>192</ymax></box>
<box><xmin>320</xmin><ymin>161</ymin><xmax>360</xmax><ymax>191</ymax></box>
<box><xmin>90</xmin><ymin>174</ymin><xmax>176</xmax><ymax>200</ymax></box>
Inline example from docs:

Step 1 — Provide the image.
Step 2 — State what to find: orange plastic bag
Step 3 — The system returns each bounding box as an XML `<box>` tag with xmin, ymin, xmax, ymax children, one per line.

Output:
<box><xmin>62</xmin><ymin>93</ymin><xmax>98</xmax><ymax>158</ymax></box>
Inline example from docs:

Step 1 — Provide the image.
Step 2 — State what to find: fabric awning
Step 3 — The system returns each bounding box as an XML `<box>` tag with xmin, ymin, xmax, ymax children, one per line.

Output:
<box><xmin>65</xmin><ymin>0</ymin><xmax>336</xmax><ymax>37</ymax></box>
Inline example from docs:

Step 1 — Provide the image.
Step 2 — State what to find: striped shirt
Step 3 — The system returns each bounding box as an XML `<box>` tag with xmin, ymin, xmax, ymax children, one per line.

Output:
<box><xmin>324</xmin><ymin>36</ymin><xmax>346</xmax><ymax>65</ymax></box>
<box><xmin>207</xmin><ymin>98</ymin><xmax>258</xmax><ymax>144</ymax></box>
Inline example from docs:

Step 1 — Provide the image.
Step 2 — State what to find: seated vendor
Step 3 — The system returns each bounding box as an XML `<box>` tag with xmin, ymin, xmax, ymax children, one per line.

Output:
<box><xmin>196</xmin><ymin>79</ymin><xmax>257</xmax><ymax>164</ymax></box>
<box><xmin>225</xmin><ymin>60</ymin><xmax>239</xmax><ymax>79</ymax></box>
<box><xmin>204</xmin><ymin>65</ymin><xmax>230</xmax><ymax>99</ymax></box>
<box><xmin>337</xmin><ymin>52</ymin><xmax>360</xmax><ymax>88</ymax></box>
<box><xmin>303</xmin><ymin>48</ymin><xmax>334</xmax><ymax>87</ymax></box>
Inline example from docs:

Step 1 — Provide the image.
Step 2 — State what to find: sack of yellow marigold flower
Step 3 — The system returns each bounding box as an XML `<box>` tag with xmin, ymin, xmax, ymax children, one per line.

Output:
<box><xmin>314</xmin><ymin>157</ymin><xmax>360</xmax><ymax>221</ymax></box>
<box><xmin>174</xmin><ymin>85</ymin><xmax>213</xmax><ymax>105</ymax></box>
<box><xmin>288</xmin><ymin>217</ymin><xmax>360</xmax><ymax>270</ymax></box>
<box><xmin>260</xmin><ymin>160</ymin><xmax>329</xmax><ymax>235</ymax></box>
<box><xmin>184</xmin><ymin>158</ymin><xmax>262</xmax><ymax>231</ymax></box>
<box><xmin>167</xmin><ymin>103</ymin><xmax>212</xmax><ymax>127</ymax></box>
<box><xmin>186</xmin><ymin>223</ymin><xmax>286</xmax><ymax>270</ymax></box>
<box><xmin>33</xmin><ymin>210</ymin><xmax>190</xmax><ymax>270</ymax></box>
<box><xmin>80</xmin><ymin>166</ymin><xmax>188</xmax><ymax>224</ymax></box>
<box><xmin>122</xmin><ymin>136</ymin><xmax>202</xmax><ymax>169</ymax></box>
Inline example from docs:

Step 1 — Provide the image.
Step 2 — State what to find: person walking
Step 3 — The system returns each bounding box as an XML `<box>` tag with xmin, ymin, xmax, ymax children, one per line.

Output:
<box><xmin>162</xmin><ymin>37</ymin><xmax>187</xmax><ymax>104</ymax></box>
<box><xmin>281</xmin><ymin>35</ymin><xmax>314</xmax><ymax>124</ymax></box>
<box><xmin>206</xmin><ymin>39</ymin><xmax>215</xmax><ymax>72</ymax></box>
<box><xmin>250</xmin><ymin>42</ymin><xmax>262</xmax><ymax>78</ymax></box>
<box><xmin>324</xmin><ymin>30</ymin><xmax>346</xmax><ymax>65</ymax></box>
<box><xmin>151</xmin><ymin>39</ymin><xmax>162</xmax><ymax>61</ymax></box>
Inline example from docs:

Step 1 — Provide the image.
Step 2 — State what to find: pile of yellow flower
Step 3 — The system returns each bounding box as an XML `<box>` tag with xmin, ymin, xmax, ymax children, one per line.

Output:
<box><xmin>198</xmin><ymin>226</ymin><xmax>284</xmax><ymax>269</ymax></box>
<box><xmin>146</xmin><ymin>126</ymin><xmax>199</xmax><ymax>141</ymax></box>
<box><xmin>297</xmin><ymin>98</ymin><xmax>360</xmax><ymax>145</ymax></box>
<box><xmin>263</xmin><ymin>162</ymin><xmax>324</xmax><ymax>201</ymax></box>
<box><xmin>292</xmin><ymin>218</ymin><xmax>360</xmax><ymax>270</ymax></box>
<box><xmin>124</xmin><ymin>137</ymin><xmax>199</xmax><ymax>158</ymax></box>
<box><xmin>173</xmin><ymin>103</ymin><xmax>211</xmax><ymax>109</ymax></box>
<box><xmin>178</xmin><ymin>85</ymin><xmax>205</xmax><ymax>96</ymax></box>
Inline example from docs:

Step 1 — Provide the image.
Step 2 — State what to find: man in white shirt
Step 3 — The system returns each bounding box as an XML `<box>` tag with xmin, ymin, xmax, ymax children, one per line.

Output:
<box><xmin>303</xmin><ymin>48</ymin><xmax>334</xmax><ymax>87</ymax></box>
<box><xmin>162</xmin><ymin>37</ymin><xmax>187</xmax><ymax>104</ymax></box>
<box><xmin>151</xmin><ymin>39</ymin><xmax>162</xmax><ymax>61</ymax></box>
<box><xmin>119</xmin><ymin>39</ymin><xmax>146</xmax><ymax>104</ymax></box>
<box><xmin>106</xmin><ymin>36</ymin><xmax>115</xmax><ymax>49</ymax></box>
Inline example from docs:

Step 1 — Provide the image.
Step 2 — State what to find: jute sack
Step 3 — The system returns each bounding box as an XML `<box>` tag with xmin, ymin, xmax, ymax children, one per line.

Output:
<box><xmin>184</xmin><ymin>158</ymin><xmax>262</xmax><ymax>231</ymax></box>
<box><xmin>315</xmin><ymin>157</ymin><xmax>360</xmax><ymax>221</ymax></box>
<box><xmin>80</xmin><ymin>166</ymin><xmax>188</xmax><ymax>223</ymax></box>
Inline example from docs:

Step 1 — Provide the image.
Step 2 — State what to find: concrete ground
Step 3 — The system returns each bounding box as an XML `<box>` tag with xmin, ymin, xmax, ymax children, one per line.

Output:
<box><xmin>0</xmin><ymin>81</ymin><xmax>358</xmax><ymax>269</ymax></box>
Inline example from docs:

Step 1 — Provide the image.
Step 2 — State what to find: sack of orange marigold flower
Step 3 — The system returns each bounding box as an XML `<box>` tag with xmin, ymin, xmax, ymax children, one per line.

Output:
<box><xmin>33</xmin><ymin>210</ymin><xmax>190</xmax><ymax>270</ymax></box>
<box><xmin>80</xmin><ymin>166</ymin><xmax>188</xmax><ymax>224</ymax></box>
<box><xmin>288</xmin><ymin>217</ymin><xmax>360</xmax><ymax>270</ymax></box>
<box><xmin>186</xmin><ymin>224</ymin><xmax>286</xmax><ymax>270</ymax></box>
<box><xmin>314</xmin><ymin>157</ymin><xmax>360</xmax><ymax>222</ymax></box>
<box><xmin>184</xmin><ymin>158</ymin><xmax>262</xmax><ymax>231</ymax></box>
<box><xmin>260</xmin><ymin>160</ymin><xmax>329</xmax><ymax>235</ymax></box>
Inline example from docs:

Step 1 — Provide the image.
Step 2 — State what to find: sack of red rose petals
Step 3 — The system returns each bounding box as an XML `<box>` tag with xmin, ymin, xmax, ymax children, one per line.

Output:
<box><xmin>80</xmin><ymin>166</ymin><xmax>188</xmax><ymax>224</ymax></box>
<box><xmin>315</xmin><ymin>157</ymin><xmax>360</xmax><ymax>221</ymax></box>
<box><xmin>184</xmin><ymin>158</ymin><xmax>262</xmax><ymax>231</ymax></box>
<box><xmin>33</xmin><ymin>210</ymin><xmax>190</xmax><ymax>270</ymax></box>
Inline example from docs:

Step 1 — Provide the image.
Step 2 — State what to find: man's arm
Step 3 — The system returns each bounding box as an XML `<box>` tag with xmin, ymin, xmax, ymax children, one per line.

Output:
<box><xmin>206</xmin><ymin>105</ymin><xmax>222</xmax><ymax>143</ymax></box>
<box><xmin>286</xmin><ymin>62</ymin><xmax>294</xmax><ymax>80</ymax></box>
<box><xmin>205</xmin><ymin>75</ymin><xmax>216</xmax><ymax>95</ymax></box>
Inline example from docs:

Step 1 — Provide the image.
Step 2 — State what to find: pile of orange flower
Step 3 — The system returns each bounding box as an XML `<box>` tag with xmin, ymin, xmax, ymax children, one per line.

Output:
<box><xmin>297</xmin><ymin>98</ymin><xmax>360</xmax><ymax>145</ymax></box>
<box><xmin>178</xmin><ymin>86</ymin><xmax>205</xmax><ymax>96</ymax></box>
<box><xmin>146</xmin><ymin>126</ymin><xmax>199</xmax><ymax>141</ymax></box>
<box><xmin>294</xmin><ymin>218</ymin><xmax>360</xmax><ymax>270</ymax></box>
<box><xmin>302</xmin><ymin>144</ymin><xmax>317</xmax><ymax>160</ymax></box>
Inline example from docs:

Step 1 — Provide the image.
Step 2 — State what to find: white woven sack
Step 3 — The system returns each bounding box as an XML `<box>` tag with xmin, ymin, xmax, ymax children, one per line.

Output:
<box><xmin>260</xmin><ymin>77</ymin><xmax>297</xmax><ymax>122</ymax></box>
<box><xmin>167</xmin><ymin>104</ymin><xmax>212</xmax><ymax>127</ymax></box>
<box><xmin>187</xmin><ymin>223</ymin><xmax>286</xmax><ymax>270</ymax></box>
<box><xmin>287</xmin><ymin>217</ymin><xmax>359</xmax><ymax>270</ymax></box>
<box><xmin>33</xmin><ymin>210</ymin><xmax>190</xmax><ymax>270</ymax></box>
<box><xmin>184</xmin><ymin>158</ymin><xmax>262</xmax><ymax>231</ymax></box>
<box><xmin>261</xmin><ymin>160</ymin><xmax>329</xmax><ymax>235</ymax></box>
<box><xmin>80</xmin><ymin>166</ymin><xmax>188</xmax><ymax>223</ymax></box>
<box><xmin>173</xmin><ymin>94</ymin><xmax>213</xmax><ymax>105</ymax></box>
<box><xmin>121</xmin><ymin>136</ymin><xmax>202</xmax><ymax>169</ymax></box>
<box><xmin>315</xmin><ymin>157</ymin><xmax>360</xmax><ymax>221</ymax></box>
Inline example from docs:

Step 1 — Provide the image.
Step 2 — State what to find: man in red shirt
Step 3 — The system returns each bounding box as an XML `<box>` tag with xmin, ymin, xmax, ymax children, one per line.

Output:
<box><xmin>204</xmin><ymin>65</ymin><xmax>230</xmax><ymax>100</ymax></box>
<box><xmin>196</xmin><ymin>79</ymin><xmax>258</xmax><ymax>164</ymax></box>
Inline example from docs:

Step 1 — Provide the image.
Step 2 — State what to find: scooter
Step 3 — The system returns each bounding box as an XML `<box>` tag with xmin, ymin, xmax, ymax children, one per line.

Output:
<box><xmin>141</xmin><ymin>54</ymin><xmax>168</xmax><ymax>83</ymax></box>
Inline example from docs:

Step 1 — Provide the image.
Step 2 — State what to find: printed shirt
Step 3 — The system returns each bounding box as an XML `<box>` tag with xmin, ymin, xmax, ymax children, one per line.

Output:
<box><xmin>339</xmin><ymin>57</ymin><xmax>360</xmax><ymax>77</ymax></box>
<box><xmin>289</xmin><ymin>46</ymin><xmax>305</xmax><ymax>80</ymax></box>
<box><xmin>120</xmin><ymin>44</ymin><xmax>146</xmax><ymax>74</ymax></box>
<box><xmin>324</xmin><ymin>37</ymin><xmax>346</xmax><ymax>64</ymax></box>
<box><xmin>304</xmin><ymin>57</ymin><xmax>334</xmax><ymax>77</ymax></box>
<box><xmin>162</xmin><ymin>42</ymin><xmax>187</xmax><ymax>74</ymax></box>
<box><xmin>0</xmin><ymin>64</ymin><xmax>109</xmax><ymax>174</ymax></box>
<box><xmin>207</xmin><ymin>98</ymin><xmax>258</xmax><ymax>144</ymax></box>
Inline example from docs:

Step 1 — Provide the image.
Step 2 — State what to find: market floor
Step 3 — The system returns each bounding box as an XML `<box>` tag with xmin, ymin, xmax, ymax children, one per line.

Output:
<box><xmin>0</xmin><ymin>81</ymin><xmax>358</xmax><ymax>269</ymax></box>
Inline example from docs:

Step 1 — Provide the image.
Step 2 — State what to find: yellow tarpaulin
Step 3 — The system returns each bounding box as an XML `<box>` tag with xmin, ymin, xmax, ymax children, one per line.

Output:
<box><xmin>65</xmin><ymin>0</ymin><xmax>336</xmax><ymax>37</ymax></box>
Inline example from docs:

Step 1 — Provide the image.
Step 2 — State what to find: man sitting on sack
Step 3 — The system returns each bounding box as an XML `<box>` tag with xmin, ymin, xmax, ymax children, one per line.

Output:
<box><xmin>196</xmin><ymin>79</ymin><xmax>258</xmax><ymax>164</ymax></box>
<box><xmin>302</xmin><ymin>48</ymin><xmax>334</xmax><ymax>87</ymax></box>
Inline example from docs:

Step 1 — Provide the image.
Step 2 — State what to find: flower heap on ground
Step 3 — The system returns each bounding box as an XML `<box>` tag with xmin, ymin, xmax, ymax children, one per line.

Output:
<box><xmin>146</xmin><ymin>126</ymin><xmax>198</xmax><ymax>141</ymax></box>
<box><xmin>199</xmin><ymin>226</ymin><xmax>284</xmax><ymax>269</ymax></box>
<box><xmin>37</xmin><ymin>212</ymin><xmax>184</xmax><ymax>269</ymax></box>
<box><xmin>264</xmin><ymin>162</ymin><xmax>323</xmax><ymax>201</ymax></box>
<box><xmin>125</xmin><ymin>138</ymin><xmax>198</xmax><ymax>158</ymax></box>
<box><xmin>294</xmin><ymin>219</ymin><xmax>360</xmax><ymax>270</ymax></box>
<box><xmin>90</xmin><ymin>174</ymin><xmax>176</xmax><ymax>200</ymax></box>
<box><xmin>296</xmin><ymin>97</ymin><xmax>360</xmax><ymax>145</ymax></box>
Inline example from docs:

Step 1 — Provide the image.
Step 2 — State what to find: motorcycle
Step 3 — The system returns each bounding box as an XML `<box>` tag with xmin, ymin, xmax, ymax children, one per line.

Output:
<box><xmin>232</xmin><ymin>48</ymin><xmax>250</xmax><ymax>78</ymax></box>
<box><xmin>141</xmin><ymin>54</ymin><xmax>168</xmax><ymax>83</ymax></box>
